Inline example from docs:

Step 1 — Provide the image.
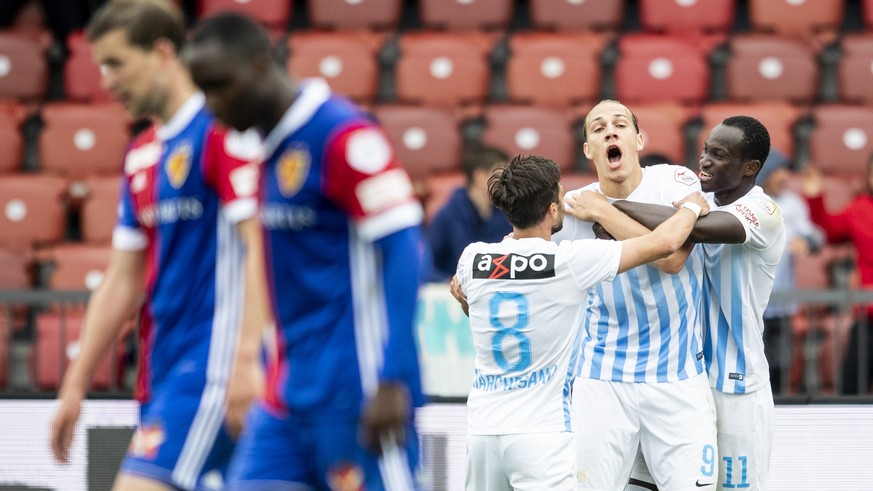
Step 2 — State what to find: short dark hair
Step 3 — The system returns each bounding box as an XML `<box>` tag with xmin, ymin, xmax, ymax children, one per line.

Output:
<box><xmin>462</xmin><ymin>143</ymin><xmax>509</xmax><ymax>183</ymax></box>
<box><xmin>87</xmin><ymin>0</ymin><xmax>185</xmax><ymax>52</ymax></box>
<box><xmin>722</xmin><ymin>116</ymin><xmax>771</xmax><ymax>168</ymax></box>
<box><xmin>189</xmin><ymin>12</ymin><xmax>273</xmax><ymax>63</ymax></box>
<box><xmin>488</xmin><ymin>154</ymin><xmax>561</xmax><ymax>229</ymax></box>
<box><xmin>582</xmin><ymin>99</ymin><xmax>640</xmax><ymax>142</ymax></box>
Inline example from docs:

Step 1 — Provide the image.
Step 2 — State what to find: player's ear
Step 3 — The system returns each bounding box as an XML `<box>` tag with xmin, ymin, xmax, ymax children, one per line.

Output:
<box><xmin>744</xmin><ymin>159</ymin><xmax>762</xmax><ymax>177</ymax></box>
<box><xmin>582</xmin><ymin>141</ymin><xmax>592</xmax><ymax>160</ymax></box>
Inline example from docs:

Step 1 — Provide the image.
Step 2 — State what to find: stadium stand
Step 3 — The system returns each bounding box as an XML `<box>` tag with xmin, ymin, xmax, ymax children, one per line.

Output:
<box><xmin>0</xmin><ymin>101</ymin><xmax>25</xmax><ymax>173</ymax></box>
<box><xmin>808</xmin><ymin>105</ymin><xmax>873</xmax><ymax>175</ymax></box>
<box><xmin>0</xmin><ymin>174</ymin><xmax>67</xmax><ymax>248</ymax></box>
<box><xmin>613</xmin><ymin>33</ymin><xmax>710</xmax><ymax>105</ymax></box>
<box><xmin>630</xmin><ymin>102</ymin><xmax>693</xmax><ymax>166</ymax></box>
<box><xmin>748</xmin><ymin>0</ymin><xmax>844</xmax><ymax>37</ymax></box>
<box><xmin>32</xmin><ymin>312</ymin><xmax>117</xmax><ymax>390</ymax></box>
<box><xmin>481</xmin><ymin>104</ymin><xmax>577</xmax><ymax>172</ymax></box>
<box><xmin>63</xmin><ymin>30</ymin><xmax>112</xmax><ymax>103</ymax></box>
<box><xmin>505</xmin><ymin>31</ymin><xmax>608</xmax><ymax>108</ymax></box>
<box><xmin>528</xmin><ymin>0</ymin><xmax>625</xmax><ymax>31</ymax></box>
<box><xmin>837</xmin><ymin>33</ymin><xmax>873</xmax><ymax>105</ymax></box>
<box><xmin>418</xmin><ymin>0</ymin><xmax>514</xmax><ymax>31</ymax></box>
<box><xmin>638</xmin><ymin>0</ymin><xmax>736</xmax><ymax>34</ymax></box>
<box><xmin>38</xmin><ymin>102</ymin><xmax>130</xmax><ymax>180</ymax></box>
<box><xmin>308</xmin><ymin>0</ymin><xmax>401</xmax><ymax>31</ymax></box>
<box><xmin>725</xmin><ymin>34</ymin><xmax>819</xmax><ymax>104</ymax></box>
<box><xmin>79</xmin><ymin>175</ymin><xmax>120</xmax><ymax>244</ymax></box>
<box><xmin>198</xmin><ymin>0</ymin><xmax>291</xmax><ymax>33</ymax></box>
<box><xmin>0</xmin><ymin>30</ymin><xmax>48</xmax><ymax>102</ymax></box>
<box><xmin>394</xmin><ymin>31</ymin><xmax>497</xmax><ymax>107</ymax></box>
<box><xmin>286</xmin><ymin>30</ymin><xmax>386</xmax><ymax>104</ymax></box>
<box><xmin>43</xmin><ymin>242</ymin><xmax>111</xmax><ymax>293</ymax></box>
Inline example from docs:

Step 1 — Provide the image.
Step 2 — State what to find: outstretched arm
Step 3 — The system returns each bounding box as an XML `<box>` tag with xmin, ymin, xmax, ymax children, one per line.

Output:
<box><xmin>566</xmin><ymin>191</ymin><xmax>694</xmax><ymax>273</ymax></box>
<box><xmin>613</xmin><ymin>199</ymin><xmax>746</xmax><ymax>244</ymax></box>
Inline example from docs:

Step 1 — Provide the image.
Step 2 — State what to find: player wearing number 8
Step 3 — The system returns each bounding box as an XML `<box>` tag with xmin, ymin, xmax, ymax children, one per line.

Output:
<box><xmin>452</xmin><ymin>154</ymin><xmax>710</xmax><ymax>490</ymax></box>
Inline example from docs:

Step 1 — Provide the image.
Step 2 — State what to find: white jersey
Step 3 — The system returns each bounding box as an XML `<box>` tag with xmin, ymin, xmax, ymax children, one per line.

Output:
<box><xmin>702</xmin><ymin>186</ymin><xmax>786</xmax><ymax>394</ymax></box>
<box><xmin>556</xmin><ymin>164</ymin><xmax>706</xmax><ymax>383</ymax></box>
<box><xmin>457</xmin><ymin>236</ymin><xmax>622</xmax><ymax>435</ymax></box>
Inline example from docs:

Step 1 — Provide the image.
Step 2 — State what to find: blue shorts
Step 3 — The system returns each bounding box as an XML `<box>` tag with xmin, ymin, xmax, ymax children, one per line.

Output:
<box><xmin>120</xmin><ymin>378</ymin><xmax>235</xmax><ymax>491</ymax></box>
<box><xmin>227</xmin><ymin>402</ymin><xmax>420</xmax><ymax>490</ymax></box>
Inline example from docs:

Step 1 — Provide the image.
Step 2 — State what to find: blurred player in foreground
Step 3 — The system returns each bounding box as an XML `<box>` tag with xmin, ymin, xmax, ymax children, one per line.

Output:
<box><xmin>50</xmin><ymin>1</ymin><xmax>262</xmax><ymax>490</ymax></box>
<box><xmin>184</xmin><ymin>12</ymin><xmax>426</xmax><ymax>490</ymax></box>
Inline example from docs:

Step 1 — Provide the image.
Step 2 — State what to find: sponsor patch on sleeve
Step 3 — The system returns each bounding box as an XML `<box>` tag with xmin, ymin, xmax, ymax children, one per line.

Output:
<box><xmin>224</xmin><ymin>128</ymin><xmax>263</xmax><ymax>160</ymax></box>
<box><xmin>733</xmin><ymin>202</ymin><xmax>760</xmax><ymax>228</ymax></box>
<box><xmin>346</xmin><ymin>128</ymin><xmax>393</xmax><ymax>174</ymax></box>
<box><xmin>755</xmin><ymin>198</ymin><xmax>777</xmax><ymax>215</ymax></box>
<box><xmin>230</xmin><ymin>163</ymin><xmax>258</xmax><ymax>198</ymax></box>
<box><xmin>355</xmin><ymin>168</ymin><xmax>413</xmax><ymax>213</ymax></box>
<box><xmin>673</xmin><ymin>167</ymin><xmax>698</xmax><ymax>186</ymax></box>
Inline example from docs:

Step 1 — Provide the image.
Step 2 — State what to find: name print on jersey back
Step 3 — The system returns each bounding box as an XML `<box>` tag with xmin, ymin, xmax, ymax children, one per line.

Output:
<box><xmin>473</xmin><ymin>252</ymin><xmax>556</xmax><ymax>280</ymax></box>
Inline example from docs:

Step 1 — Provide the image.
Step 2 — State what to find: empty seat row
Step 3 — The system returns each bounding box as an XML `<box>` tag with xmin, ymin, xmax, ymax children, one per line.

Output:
<box><xmin>378</xmin><ymin>102</ymin><xmax>873</xmax><ymax>181</ymax></box>
<box><xmin>195</xmin><ymin>0</ymin><xmax>852</xmax><ymax>36</ymax></box>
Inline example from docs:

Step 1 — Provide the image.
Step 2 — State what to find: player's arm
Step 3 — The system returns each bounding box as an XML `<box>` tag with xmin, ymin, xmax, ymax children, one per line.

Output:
<box><xmin>616</xmin><ymin>193</ymin><xmax>710</xmax><ymax>272</ymax></box>
<box><xmin>204</xmin><ymin>127</ymin><xmax>266</xmax><ymax>437</ymax></box>
<box><xmin>802</xmin><ymin>166</ymin><xmax>853</xmax><ymax>243</ymax></box>
<box><xmin>226</xmin><ymin>215</ymin><xmax>270</xmax><ymax>437</ymax></box>
<box><xmin>612</xmin><ymin>199</ymin><xmax>746</xmax><ymax>244</ymax></box>
<box><xmin>51</xmin><ymin>247</ymin><xmax>145</xmax><ymax>462</ymax></box>
<box><xmin>566</xmin><ymin>190</ymin><xmax>695</xmax><ymax>273</ymax></box>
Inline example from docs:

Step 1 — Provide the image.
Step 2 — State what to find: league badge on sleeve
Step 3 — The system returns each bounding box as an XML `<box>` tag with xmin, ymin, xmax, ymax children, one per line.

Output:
<box><xmin>277</xmin><ymin>148</ymin><xmax>310</xmax><ymax>198</ymax></box>
<box><xmin>673</xmin><ymin>167</ymin><xmax>698</xmax><ymax>186</ymax></box>
<box><xmin>167</xmin><ymin>143</ymin><xmax>192</xmax><ymax>189</ymax></box>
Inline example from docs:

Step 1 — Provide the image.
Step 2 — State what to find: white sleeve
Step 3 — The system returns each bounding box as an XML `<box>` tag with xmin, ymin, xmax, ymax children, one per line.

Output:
<box><xmin>658</xmin><ymin>165</ymin><xmax>702</xmax><ymax>204</ymax></box>
<box><xmin>723</xmin><ymin>195</ymin><xmax>785</xmax><ymax>250</ymax></box>
<box><xmin>456</xmin><ymin>245</ymin><xmax>474</xmax><ymax>294</ymax></box>
<box><xmin>560</xmin><ymin>239</ymin><xmax>622</xmax><ymax>290</ymax></box>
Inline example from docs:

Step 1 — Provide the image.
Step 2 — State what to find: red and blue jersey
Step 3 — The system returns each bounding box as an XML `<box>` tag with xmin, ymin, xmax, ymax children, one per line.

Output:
<box><xmin>113</xmin><ymin>93</ymin><xmax>260</xmax><ymax>402</ymax></box>
<box><xmin>259</xmin><ymin>79</ymin><xmax>425</xmax><ymax>421</ymax></box>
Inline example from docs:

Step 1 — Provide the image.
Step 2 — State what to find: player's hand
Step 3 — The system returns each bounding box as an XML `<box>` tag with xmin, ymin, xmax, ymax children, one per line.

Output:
<box><xmin>361</xmin><ymin>381</ymin><xmax>410</xmax><ymax>455</ymax></box>
<box><xmin>50</xmin><ymin>385</ymin><xmax>85</xmax><ymax>463</ymax></box>
<box><xmin>449</xmin><ymin>275</ymin><xmax>469</xmax><ymax>317</ymax></box>
<box><xmin>565</xmin><ymin>190</ymin><xmax>608</xmax><ymax>222</ymax></box>
<box><xmin>225</xmin><ymin>354</ymin><xmax>264</xmax><ymax>438</ymax></box>
<box><xmin>801</xmin><ymin>166</ymin><xmax>823</xmax><ymax>198</ymax></box>
<box><xmin>673</xmin><ymin>192</ymin><xmax>710</xmax><ymax>217</ymax></box>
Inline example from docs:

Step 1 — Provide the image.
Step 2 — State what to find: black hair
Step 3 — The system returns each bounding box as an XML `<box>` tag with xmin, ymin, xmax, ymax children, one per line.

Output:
<box><xmin>488</xmin><ymin>154</ymin><xmax>561</xmax><ymax>229</ymax></box>
<box><xmin>462</xmin><ymin>143</ymin><xmax>509</xmax><ymax>183</ymax></box>
<box><xmin>722</xmin><ymin>115</ymin><xmax>771</xmax><ymax>169</ymax></box>
<box><xmin>189</xmin><ymin>11</ymin><xmax>272</xmax><ymax>63</ymax></box>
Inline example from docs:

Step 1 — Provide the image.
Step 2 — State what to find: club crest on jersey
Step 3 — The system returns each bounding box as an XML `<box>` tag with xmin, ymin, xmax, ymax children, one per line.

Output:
<box><xmin>327</xmin><ymin>462</ymin><xmax>364</xmax><ymax>491</ymax></box>
<box><xmin>128</xmin><ymin>423</ymin><xmax>165</xmax><ymax>460</ymax></box>
<box><xmin>166</xmin><ymin>143</ymin><xmax>191</xmax><ymax>189</ymax></box>
<box><xmin>277</xmin><ymin>148</ymin><xmax>310</xmax><ymax>197</ymax></box>
<box><xmin>473</xmin><ymin>253</ymin><xmax>556</xmax><ymax>280</ymax></box>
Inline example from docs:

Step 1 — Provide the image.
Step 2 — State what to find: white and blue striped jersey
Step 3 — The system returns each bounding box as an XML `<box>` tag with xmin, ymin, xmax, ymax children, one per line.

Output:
<box><xmin>557</xmin><ymin>164</ymin><xmax>706</xmax><ymax>383</ymax></box>
<box><xmin>457</xmin><ymin>236</ymin><xmax>622</xmax><ymax>435</ymax></box>
<box><xmin>702</xmin><ymin>186</ymin><xmax>786</xmax><ymax>394</ymax></box>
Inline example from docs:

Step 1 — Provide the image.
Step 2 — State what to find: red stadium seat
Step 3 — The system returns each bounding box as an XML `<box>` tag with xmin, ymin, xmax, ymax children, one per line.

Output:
<box><xmin>529</xmin><ymin>0</ymin><xmax>625</xmax><ymax>31</ymax></box>
<box><xmin>33</xmin><ymin>312</ymin><xmax>116</xmax><ymax>390</ymax></box>
<box><xmin>0</xmin><ymin>245</ymin><xmax>32</xmax><ymax>387</ymax></box>
<box><xmin>287</xmin><ymin>31</ymin><xmax>385</xmax><ymax>104</ymax></box>
<box><xmin>80</xmin><ymin>176</ymin><xmax>121</xmax><ymax>244</ymax></box>
<box><xmin>199</xmin><ymin>0</ymin><xmax>291</xmax><ymax>31</ymax></box>
<box><xmin>0</xmin><ymin>101</ymin><xmax>25</xmax><ymax>173</ymax></box>
<box><xmin>808</xmin><ymin>105</ymin><xmax>873</xmax><ymax>176</ymax></box>
<box><xmin>748</xmin><ymin>0</ymin><xmax>843</xmax><ymax>37</ymax></box>
<box><xmin>505</xmin><ymin>32</ymin><xmax>607</xmax><ymax>107</ymax></box>
<box><xmin>308</xmin><ymin>0</ymin><xmax>401</xmax><ymax>30</ymax></box>
<box><xmin>725</xmin><ymin>35</ymin><xmax>818</xmax><ymax>104</ymax></box>
<box><xmin>424</xmin><ymin>172</ymin><xmax>465</xmax><ymax>223</ymax></box>
<box><xmin>395</xmin><ymin>31</ymin><xmax>496</xmax><ymax>107</ymax></box>
<box><xmin>838</xmin><ymin>34</ymin><xmax>873</xmax><ymax>105</ymax></box>
<box><xmin>39</xmin><ymin>102</ymin><xmax>130</xmax><ymax>179</ymax></box>
<box><xmin>631</xmin><ymin>102</ymin><xmax>693</xmax><ymax>166</ymax></box>
<box><xmin>0</xmin><ymin>174</ymin><xmax>67</xmax><ymax>248</ymax></box>
<box><xmin>560</xmin><ymin>172</ymin><xmax>598</xmax><ymax>193</ymax></box>
<box><xmin>482</xmin><ymin>105</ymin><xmax>577</xmax><ymax>172</ymax></box>
<box><xmin>866</xmin><ymin>0</ymin><xmax>873</xmax><ymax>31</ymax></box>
<box><xmin>698</xmin><ymin>101</ymin><xmax>802</xmax><ymax>157</ymax></box>
<box><xmin>639</xmin><ymin>0</ymin><xmax>736</xmax><ymax>34</ymax></box>
<box><xmin>0</xmin><ymin>30</ymin><xmax>47</xmax><ymax>102</ymax></box>
<box><xmin>614</xmin><ymin>34</ymin><xmax>710</xmax><ymax>105</ymax></box>
<box><xmin>45</xmin><ymin>243</ymin><xmax>112</xmax><ymax>292</ymax></box>
<box><xmin>419</xmin><ymin>0</ymin><xmax>514</xmax><ymax>31</ymax></box>
<box><xmin>64</xmin><ymin>31</ymin><xmax>113</xmax><ymax>103</ymax></box>
<box><xmin>374</xmin><ymin>105</ymin><xmax>463</xmax><ymax>185</ymax></box>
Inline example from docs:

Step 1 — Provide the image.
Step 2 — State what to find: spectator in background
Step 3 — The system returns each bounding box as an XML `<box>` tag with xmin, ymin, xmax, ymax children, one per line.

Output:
<box><xmin>803</xmin><ymin>157</ymin><xmax>873</xmax><ymax>394</ymax></box>
<box><xmin>758</xmin><ymin>150</ymin><xmax>823</xmax><ymax>394</ymax></box>
<box><xmin>427</xmin><ymin>143</ymin><xmax>512</xmax><ymax>281</ymax></box>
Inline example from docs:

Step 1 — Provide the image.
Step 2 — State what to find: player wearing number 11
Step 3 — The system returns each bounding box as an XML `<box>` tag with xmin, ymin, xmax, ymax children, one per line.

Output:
<box><xmin>452</xmin><ymin>154</ymin><xmax>710</xmax><ymax>490</ymax></box>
